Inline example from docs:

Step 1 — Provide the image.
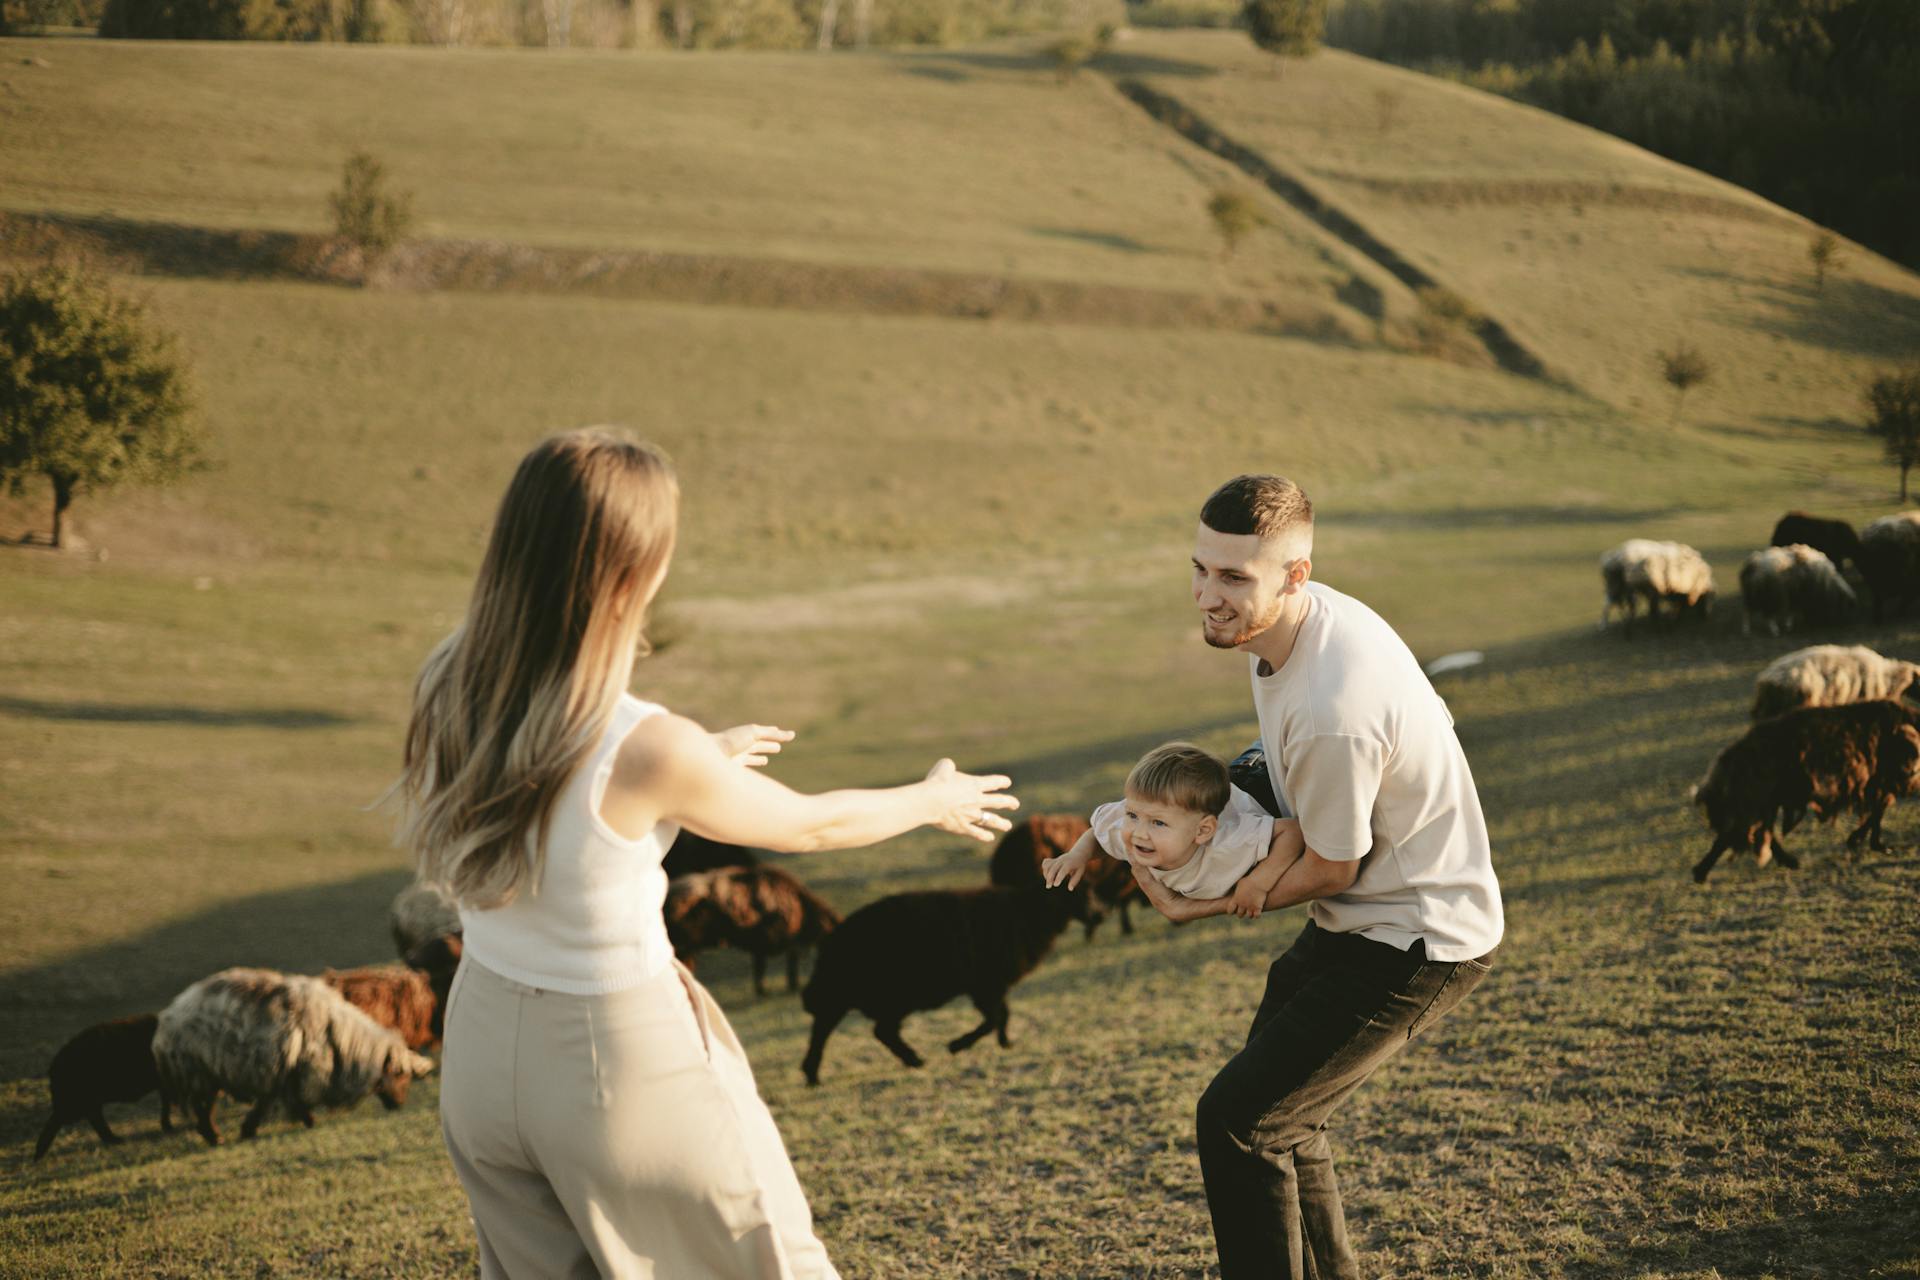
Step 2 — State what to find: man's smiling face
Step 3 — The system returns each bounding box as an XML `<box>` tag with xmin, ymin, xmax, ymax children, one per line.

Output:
<box><xmin>1191</xmin><ymin>523</ymin><xmax>1302</xmax><ymax>650</ymax></box>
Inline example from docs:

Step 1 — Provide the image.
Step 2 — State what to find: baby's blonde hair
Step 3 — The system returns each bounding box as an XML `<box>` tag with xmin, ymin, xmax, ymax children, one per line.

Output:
<box><xmin>1125</xmin><ymin>742</ymin><xmax>1230</xmax><ymax>817</ymax></box>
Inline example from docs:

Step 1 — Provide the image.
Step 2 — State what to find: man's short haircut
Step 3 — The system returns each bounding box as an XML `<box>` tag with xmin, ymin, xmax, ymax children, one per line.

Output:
<box><xmin>1125</xmin><ymin>742</ymin><xmax>1231</xmax><ymax>817</ymax></box>
<box><xmin>1200</xmin><ymin>475</ymin><xmax>1313</xmax><ymax>558</ymax></box>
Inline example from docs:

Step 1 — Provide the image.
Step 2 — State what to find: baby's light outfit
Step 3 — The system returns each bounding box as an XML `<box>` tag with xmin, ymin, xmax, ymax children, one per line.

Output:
<box><xmin>1089</xmin><ymin>784</ymin><xmax>1276</xmax><ymax>899</ymax></box>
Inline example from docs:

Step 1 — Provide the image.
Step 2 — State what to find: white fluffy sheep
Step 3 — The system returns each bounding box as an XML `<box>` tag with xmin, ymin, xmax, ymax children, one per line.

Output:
<box><xmin>1739</xmin><ymin>544</ymin><xmax>1857</xmax><ymax>636</ymax></box>
<box><xmin>153</xmin><ymin>967</ymin><xmax>435</xmax><ymax>1146</ymax></box>
<box><xmin>389</xmin><ymin>881</ymin><xmax>461</xmax><ymax>960</ymax></box>
<box><xmin>1753</xmin><ymin>645</ymin><xmax>1920</xmax><ymax>720</ymax></box>
<box><xmin>1861</xmin><ymin>512</ymin><xmax>1920</xmax><ymax>620</ymax></box>
<box><xmin>1600</xmin><ymin>539</ymin><xmax>1715</xmax><ymax>632</ymax></box>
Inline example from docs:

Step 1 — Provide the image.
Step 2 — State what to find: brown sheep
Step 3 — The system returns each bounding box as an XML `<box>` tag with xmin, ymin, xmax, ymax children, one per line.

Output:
<box><xmin>1691</xmin><ymin>700</ymin><xmax>1920</xmax><ymax>882</ymax></box>
<box><xmin>799</xmin><ymin>882</ymin><xmax>1094</xmax><ymax>1085</ymax></box>
<box><xmin>34</xmin><ymin>1014</ymin><xmax>173</xmax><ymax>1160</ymax></box>
<box><xmin>988</xmin><ymin>814</ymin><xmax>1138</xmax><ymax>938</ymax></box>
<box><xmin>322</xmin><ymin>965</ymin><xmax>440</xmax><ymax>1052</ymax></box>
<box><xmin>664</xmin><ymin>865</ymin><xmax>840</xmax><ymax>997</ymax></box>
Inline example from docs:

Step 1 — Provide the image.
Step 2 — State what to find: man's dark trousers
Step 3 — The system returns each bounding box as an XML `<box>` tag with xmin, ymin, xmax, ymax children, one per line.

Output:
<box><xmin>1197</xmin><ymin>919</ymin><xmax>1495</xmax><ymax>1279</ymax></box>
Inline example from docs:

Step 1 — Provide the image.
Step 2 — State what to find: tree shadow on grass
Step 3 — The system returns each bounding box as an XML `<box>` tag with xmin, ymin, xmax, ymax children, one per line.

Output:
<box><xmin>1705</xmin><ymin>272</ymin><xmax>1920</xmax><ymax>362</ymax></box>
<box><xmin>1578</xmin><ymin>1181</ymin><xmax>1920</xmax><ymax>1280</ymax></box>
<box><xmin>0</xmin><ymin>696</ymin><xmax>351</xmax><ymax>729</ymax></box>
<box><xmin>1025</xmin><ymin>226</ymin><xmax>1158</xmax><ymax>254</ymax></box>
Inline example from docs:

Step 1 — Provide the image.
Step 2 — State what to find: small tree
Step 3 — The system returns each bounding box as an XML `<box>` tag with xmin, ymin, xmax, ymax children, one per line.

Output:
<box><xmin>329</xmin><ymin>151</ymin><xmax>414</xmax><ymax>259</ymax></box>
<box><xmin>1207</xmin><ymin>188</ymin><xmax>1267</xmax><ymax>257</ymax></box>
<box><xmin>1658</xmin><ymin>342</ymin><xmax>1711</xmax><ymax>422</ymax></box>
<box><xmin>1808</xmin><ymin>231</ymin><xmax>1842</xmax><ymax>293</ymax></box>
<box><xmin>1865</xmin><ymin>367</ymin><xmax>1920</xmax><ymax>501</ymax></box>
<box><xmin>0</xmin><ymin>265</ymin><xmax>202</xmax><ymax>549</ymax></box>
<box><xmin>1046</xmin><ymin>33</ymin><xmax>1094</xmax><ymax>82</ymax></box>
<box><xmin>1243</xmin><ymin>0</ymin><xmax>1325</xmax><ymax>72</ymax></box>
<box><xmin>1373</xmin><ymin>86</ymin><xmax>1403</xmax><ymax>134</ymax></box>
<box><xmin>1411</xmin><ymin>285</ymin><xmax>1477</xmax><ymax>356</ymax></box>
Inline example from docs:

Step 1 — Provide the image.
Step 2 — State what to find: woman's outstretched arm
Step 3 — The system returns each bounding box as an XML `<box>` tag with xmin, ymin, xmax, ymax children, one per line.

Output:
<box><xmin>603</xmin><ymin>712</ymin><xmax>1018</xmax><ymax>853</ymax></box>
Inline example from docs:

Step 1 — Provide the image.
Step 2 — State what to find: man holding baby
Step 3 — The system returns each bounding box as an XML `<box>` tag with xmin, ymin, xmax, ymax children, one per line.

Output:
<box><xmin>1065</xmin><ymin>475</ymin><xmax>1505</xmax><ymax>1279</ymax></box>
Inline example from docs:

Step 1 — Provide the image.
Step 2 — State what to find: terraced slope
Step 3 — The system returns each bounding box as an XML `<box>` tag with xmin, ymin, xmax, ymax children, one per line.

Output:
<box><xmin>0</xmin><ymin>37</ymin><xmax>1365</xmax><ymax>303</ymax></box>
<box><xmin>1112</xmin><ymin>30</ymin><xmax>1920</xmax><ymax>423</ymax></box>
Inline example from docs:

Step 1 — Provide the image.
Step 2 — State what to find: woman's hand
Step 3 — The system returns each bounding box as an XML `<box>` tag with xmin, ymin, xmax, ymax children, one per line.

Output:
<box><xmin>923</xmin><ymin>758</ymin><xmax>1020</xmax><ymax>843</ymax></box>
<box><xmin>713</xmin><ymin>724</ymin><xmax>795</xmax><ymax>768</ymax></box>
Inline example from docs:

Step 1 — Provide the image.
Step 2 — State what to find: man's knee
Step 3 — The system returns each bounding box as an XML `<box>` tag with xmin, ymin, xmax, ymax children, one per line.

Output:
<box><xmin>1198</xmin><ymin>1068</ymin><xmax>1311</xmax><ymax>1158</ymax></box>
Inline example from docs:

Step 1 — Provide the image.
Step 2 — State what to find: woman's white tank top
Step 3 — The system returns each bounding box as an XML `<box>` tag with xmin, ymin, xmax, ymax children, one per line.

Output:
<box><xmin>457</xmin><ymin>693</ymin><xmax>679</xmax><ymax>995</ymax></box>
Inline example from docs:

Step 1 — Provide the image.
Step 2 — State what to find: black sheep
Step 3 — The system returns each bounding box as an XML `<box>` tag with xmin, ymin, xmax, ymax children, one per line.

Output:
<box><xmin>799</xmin><ymin>883</ymin><xmax>1091</xmax><ymax>1085</ymax></box>
<box><xmin>662</xmin><ymin>830</ymin><xmax>760</xmax><ymax>880</ymax></box>
<box><xmin>34</xmin><ymin>1014</ymin><xmax>172</xmax><ymax>1160</ymax></box>
<box><xmin>1771</xmin><ymin>511</ymin><xmax>1862</xmax><ymax>576</ymax></box>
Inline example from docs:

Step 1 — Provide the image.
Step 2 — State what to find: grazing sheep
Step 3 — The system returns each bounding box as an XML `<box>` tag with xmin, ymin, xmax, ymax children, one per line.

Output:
<box><xmin>1752</xmin><ymin>645</ymin><xmax>1920</xmax><ymax>720</ymax></box>
<box><xmin>322</xmin><ymin>964</ymin><xmax>440</xmax><ymax>1052</ymax></box>
<box><xmin>33</xmin><ymin>1014</ymin><xmax>172</xmax><ymax>1160</ymax></box>
<box><xmin>153</xmin><ymin>968</ymin><xmax>436</xmax><ymax>1146</ymax></box>
<box><xmin>662</xmin><ymin>831</ymin><xmax>760</xmax><ymax>880</ymax></box>
<box><xmin>1859</xmin><ymin>512</ymin><xmax>1920</xmax><ymax>621</ymax></box>
<box><xmin>1770</xmin><ymin>511</ymin><xmax>1863</xmax><ymax>575</ymax></box>
<box><xmin>798</xmin><ymin>883</ymin><xmax>1092</xmax><ymax>1085</ymax></box>
<box><xmin>403</xmin><ymin>934</ymin><xmax>463</xmax><ymax>1044</ymax></box>
<box><xmin>1691</xmin><ymin>700</ymin><xmax>1920</xmax><ymax>882</ymax></box>
<box><xmin>389</xmin><ymin>881</ymin><xmax>460</xmax><ymax>961</ymax></box>
<box><xmin>1739</xmin><ymin>544</ymin><xmax>1857</xmax><ymax>635</ymax></box>
<box><xmin>664</xmin><ymin>865</ymin><xmax>840</xmax><ymax>997</ymax></box>
<box><xmin>988</xmin><ymin>814</ymin><xmax>1137</xmax><ymax>938</ymax></box>
<box><xmin>1600</xmin><ymin>539</ymin><xmax>1715</xmax><ymax>634</ymax></box>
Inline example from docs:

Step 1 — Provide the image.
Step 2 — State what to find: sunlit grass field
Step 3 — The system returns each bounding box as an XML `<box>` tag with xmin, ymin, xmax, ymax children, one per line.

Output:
<box><xmin>3</xmin><ymin>29</ymin><xmax>1919</xmax><ymax>1280</ymax></box>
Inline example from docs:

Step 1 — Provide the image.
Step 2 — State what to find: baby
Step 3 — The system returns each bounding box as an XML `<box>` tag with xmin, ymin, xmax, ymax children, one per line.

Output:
<box><xmin>1042</xmin><ymin>741</ymin><xmax>1303</xmax><ymax>918</ymax></box>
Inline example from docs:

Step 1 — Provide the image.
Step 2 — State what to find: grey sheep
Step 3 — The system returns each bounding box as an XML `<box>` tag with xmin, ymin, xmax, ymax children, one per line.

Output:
<box><xmin>389</xmin><ymin>881</ymin><xmax>461</xmax><ymax>960</ymax></box>
<box><xmin>153</xmin><ymin>967</ymin><xmax>435</xmax><ymax>1146</ymax></box>
<box><xmin>1739</xmin><ymin>544</ymin><xmax>1856</xmax><ymax>635</ymax></box>
<box><xmin>1753</xmin><ymin>645</ymin><xmax>1920</xmax><ymax>720</ymax></box>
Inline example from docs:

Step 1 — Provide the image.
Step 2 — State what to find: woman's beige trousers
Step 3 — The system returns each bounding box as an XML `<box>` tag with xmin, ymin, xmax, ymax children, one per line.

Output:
<box><xmin>440</xmin><ymin>957</ymin><xmax>840</xmax><ymax>1279</ymax></box>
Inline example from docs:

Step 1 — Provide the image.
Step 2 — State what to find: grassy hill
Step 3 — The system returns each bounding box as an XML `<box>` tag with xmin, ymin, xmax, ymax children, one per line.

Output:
<box><xmin>2</xmin><ymin>30</ymin><xmax>1918</xmax><ymax>1280</ymax></box>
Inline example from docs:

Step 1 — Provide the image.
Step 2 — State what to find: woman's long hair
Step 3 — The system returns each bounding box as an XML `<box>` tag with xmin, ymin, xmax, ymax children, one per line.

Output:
<box><xmin>396</xmin><ymin>429</ymin><xmax>678</xmax><ymax>909</ymax></box>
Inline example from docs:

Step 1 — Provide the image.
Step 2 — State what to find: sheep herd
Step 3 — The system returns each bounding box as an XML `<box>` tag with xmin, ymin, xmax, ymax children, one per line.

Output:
<box><xmin>34</xmin><ymin>947</ymin><xmax>455</xmax><ymax>1160</ymax></box>
<box><xmin>1600</xmin><ymin>508</ymin><xmax>1920</xmax><ymax>882</ymax></box>
<box><xmin>34</xmin><ymin>509</ymin><xmax>1920</xmax><ymax>1159</ymax></box>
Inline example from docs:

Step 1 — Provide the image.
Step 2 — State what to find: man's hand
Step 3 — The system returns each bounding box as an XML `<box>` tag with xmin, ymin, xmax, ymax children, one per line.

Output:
<box><xmin>1229</xmin><ymin>877</ymin><xmax>1267</xmax><ymax>919</ymax></box>
<box><xmin>1131</xmin><ymin>864</ymin><xmax>1228</xmax><ymax>924</ymax></box>
<box><xmin>712</xmin><ymin>724</ymin><xmax>795</xmax><ymax>768</ymax></box>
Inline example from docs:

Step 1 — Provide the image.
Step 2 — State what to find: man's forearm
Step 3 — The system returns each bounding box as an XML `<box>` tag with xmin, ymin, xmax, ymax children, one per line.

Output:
<box><xmin>1261</xmin><ymin>847</ymin><xmax>1358</xmax><ymax>910</ymax></box>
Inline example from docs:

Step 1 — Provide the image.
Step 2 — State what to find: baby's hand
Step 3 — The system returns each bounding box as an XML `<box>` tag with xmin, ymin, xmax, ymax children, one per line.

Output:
<box><xmin>1229</xmin><ymin>878</ymin><xmax>1267</xmax><ymax>919</ymax></box>
<box><xmin>1041</xmin><ymin>851</ymin><xmax>1087</xmax><ymax>890</ymax></box>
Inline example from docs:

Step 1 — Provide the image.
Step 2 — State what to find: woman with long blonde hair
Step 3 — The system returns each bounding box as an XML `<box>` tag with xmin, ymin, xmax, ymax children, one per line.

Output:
<box><xmin>396</xmin><ymin>428</ymin><xmax>1017</xmax><ymax>1279</ymax></box>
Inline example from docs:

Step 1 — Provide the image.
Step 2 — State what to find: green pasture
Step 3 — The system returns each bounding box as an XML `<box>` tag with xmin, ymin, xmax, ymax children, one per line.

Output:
<box><xmin>4</xmin><ymin>29</ymin><xmax>1920</xmax><ymax>1280</ymax></box>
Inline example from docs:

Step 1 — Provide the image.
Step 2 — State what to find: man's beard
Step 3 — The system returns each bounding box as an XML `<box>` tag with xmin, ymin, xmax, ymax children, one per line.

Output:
<box><xmin>1202</xmin><ymin>597</ymin><xmax>1285</xmax><ymax>650</ymax></box>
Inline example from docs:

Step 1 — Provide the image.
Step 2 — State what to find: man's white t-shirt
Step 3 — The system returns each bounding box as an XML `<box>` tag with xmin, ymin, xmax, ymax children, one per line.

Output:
<box><xmin>1251</xmin><ymin>581</ymin><xmax>1503</xmax><ymax>962</ymax></box>
<box><xmin>1088</xmin><ymin>785</ymin><xmax>1275</xmax><ymax>899</ymax></box>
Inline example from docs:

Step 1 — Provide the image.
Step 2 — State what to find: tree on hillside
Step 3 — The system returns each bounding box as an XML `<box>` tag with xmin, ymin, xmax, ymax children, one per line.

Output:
<box><xmin>1207</xmin><ymin>188</ymin><xmax>1267</xmax><ymax>256</ymax></box>
<box><xmin>330</xmin><ymin>151</ymin><xmax>415</xmax><ymax>266</ymax></box>
<box><xmin>1244</xmin><ymin>0</ymin><xmax>1326</xmax><ymax>72</ymax></box>
<box><xmin>0</xmin><ymin>266</ymin><xmax>202</xmax><ymax>549</ymax></box>
<box><xmin>1865</xmin><ymin>367</ymin><xmax>1920</xmax><ymax>501</ymax></box>
<box><xmin>1047</xmin><ymin>33</ymin><xmax>1095</xmax><ymax>82</ymax></box>
<box><xmin>1808</xmin><ymin>231</ymin><xmax>1843</xmax><ymax>292</ymax></box>
<box><xmin>1657</xmin><ymin>342</ymin><xmax>1710</xmax><ymax>422</ymax></box>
